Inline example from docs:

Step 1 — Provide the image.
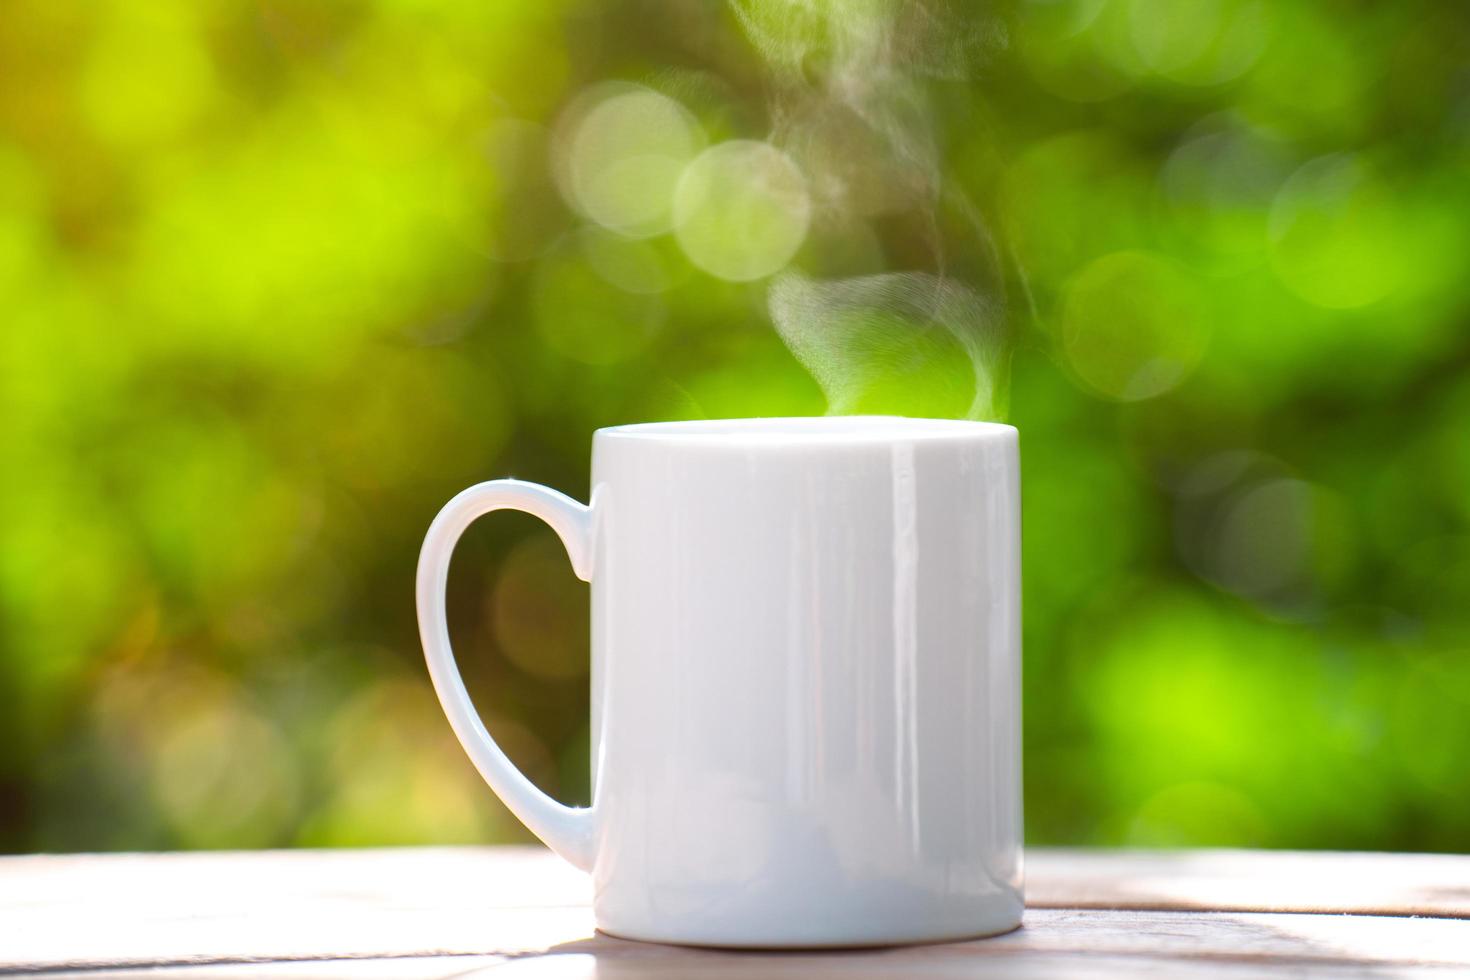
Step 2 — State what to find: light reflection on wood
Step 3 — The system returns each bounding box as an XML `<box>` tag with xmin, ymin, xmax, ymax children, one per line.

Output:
<box><xmin>6</xmin><ymin>847</ymin><xmax>1468</xmax><ymax>977</ymax></box>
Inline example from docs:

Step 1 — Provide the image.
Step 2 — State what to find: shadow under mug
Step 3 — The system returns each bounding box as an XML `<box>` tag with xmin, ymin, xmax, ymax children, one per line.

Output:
<box><xmin>416</xmin><ymin>416</ymin><xmax>1023</xmax><ymax>947</ymax></box>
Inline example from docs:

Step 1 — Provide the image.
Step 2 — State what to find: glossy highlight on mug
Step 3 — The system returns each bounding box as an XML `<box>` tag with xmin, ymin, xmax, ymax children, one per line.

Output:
<box><xmin>418</xmin><ymin>416</ymin><xmax>1023</xmax><ymax>947</ymax></box>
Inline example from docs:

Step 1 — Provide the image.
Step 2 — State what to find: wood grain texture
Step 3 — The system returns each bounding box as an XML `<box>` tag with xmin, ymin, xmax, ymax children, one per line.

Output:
<box><xmin>4</xmin><ymin>847</ymin><xmax>1468</xmax><ymax>978</ymax></box>
<box><xmin>1027</xmin><ymin>848</ymin><xmax>1470</xmax><ymax>919</ymax></box>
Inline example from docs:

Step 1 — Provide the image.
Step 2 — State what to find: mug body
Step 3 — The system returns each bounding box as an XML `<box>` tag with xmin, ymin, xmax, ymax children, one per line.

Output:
<box><xmin>588</xmin><ymin>417</ymin><xmax>1022</xmax><ymax>947</ymax></box>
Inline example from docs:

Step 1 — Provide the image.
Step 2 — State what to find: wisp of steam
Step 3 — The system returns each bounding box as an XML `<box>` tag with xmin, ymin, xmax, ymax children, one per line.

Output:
<box><xmin>731</xmin><ymin>0</ymin><xmax>1013</xmax><ymax>421</ymax></box>
<box><xmin>771</xmin><ymin>270</ymin><xmax>1003</xmax><ymax>421</ymax></box>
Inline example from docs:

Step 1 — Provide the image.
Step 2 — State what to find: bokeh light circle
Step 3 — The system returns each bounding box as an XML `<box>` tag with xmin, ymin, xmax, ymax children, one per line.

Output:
<box><xmin>1173</xmin><ymin>454</ymin><xmax>1356</xmax><ymax>612</ymax></box>
<box><xmin>1018</xmin><ymin>0</ymin><xmax>1142</xmax><ymax>103</ymax></box>
<box><xmin>1268</xmin><ymin>154</ymin><xmax>1407</xmax><ymax>309</ymax></box>
<box><xmin>1209</xmin><ymin>476</ymin><xmax>1354</xmax><ymax>610</ymax></box>
<box><xmin>1129</xmin><ymin>780</ymin><xmax>1267</xmax><ymax>846</ymax></box>
<box><xmin>1061</xmin><ymin>250</ymin><xmax>1210</xmax><ymax>401</ymax></box>
<box><xmin>494</xmin><ymin>533</ymin><xmax>590</xmax><ymax>681</ymax></box>
<box><xmin>1239</xmin><ymin>4</ymin><xmax>1363</xmax><ymax>134</ymax></box>
<box><xmin>1213</xmin><ymin>477</ymin><xmax>1317</xmax><ymax>598</ymax></box>
<box><xmin>306</xmin><ymin>678</ymin><xmax>514</xmax><ymax>845</ymax></box>
<box><xmin>577</xmin><ymin>225</ymin><xmax>682</xmax><ymax>295</ymax></box>
<box><xmin>673</xmin><ymin>140</ymin><xmax>811</xmax><ymax>282</ymax></box>
<box><xmin>1126</xmin><ymin>0</ymin><xmax>1269</xmax><ymax>86</ymax></box>
<box><xmin>1160</xmin><ymin>120</ymin><xmax>1292</xmax><ymax>270</ymax></box>
<box><xmin>556</xmin><ymin>83</ymin><xmax>705</xmax><ymax>239</ymax></box>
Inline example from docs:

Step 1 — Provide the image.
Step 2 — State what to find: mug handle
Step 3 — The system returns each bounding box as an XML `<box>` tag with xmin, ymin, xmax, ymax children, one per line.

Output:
<box><xmin>415</xmin><ymin>479</ymin><xmax>597</xmax><ymax>871</ymax></box>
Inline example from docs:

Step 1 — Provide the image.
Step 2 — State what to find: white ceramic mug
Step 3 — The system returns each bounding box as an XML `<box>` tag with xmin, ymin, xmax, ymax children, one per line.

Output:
<box><xmin>416</xmin><ymin>416</ymin><xmax>1023</xmax><ymax>947</ymax></box>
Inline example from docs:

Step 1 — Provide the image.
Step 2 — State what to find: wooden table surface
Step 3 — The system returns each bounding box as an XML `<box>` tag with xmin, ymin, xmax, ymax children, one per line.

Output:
<box><xmin>4</xmin><ymin>847</ymin><xmax>1468</xmax><ymax>978</ymax></box>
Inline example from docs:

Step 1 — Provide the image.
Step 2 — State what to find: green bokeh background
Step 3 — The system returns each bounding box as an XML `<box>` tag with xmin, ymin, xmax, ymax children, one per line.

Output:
<box><xmin>2</xmin><ymin>0</ymin><xmax>1468</xmax><ymax>854</ymax></box>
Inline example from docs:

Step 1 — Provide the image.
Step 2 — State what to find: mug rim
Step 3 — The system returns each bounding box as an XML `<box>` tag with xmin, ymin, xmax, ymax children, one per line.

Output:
<box><xmin>595</xmin><ymin>415</ymin><xmax>1017</xmax><ymax>445</ymax></box>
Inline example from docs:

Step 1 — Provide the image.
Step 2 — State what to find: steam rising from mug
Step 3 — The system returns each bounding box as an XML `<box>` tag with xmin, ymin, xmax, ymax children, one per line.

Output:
<box><xmin>770</xmin><ymin>270</ymin><xmax>1003</xmax><ymax>421</ymax></box>
<box><xmin>732</xmin><ymin>0</ymin><xmax>1012</xmax><ymax>421</ymax></box>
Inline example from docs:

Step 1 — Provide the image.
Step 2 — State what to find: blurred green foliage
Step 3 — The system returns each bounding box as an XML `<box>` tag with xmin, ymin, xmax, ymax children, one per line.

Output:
<box><xmin>1</xmin><ymin>0</ymin><xmax>1468</xmax><ymax>854</ymax></box>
